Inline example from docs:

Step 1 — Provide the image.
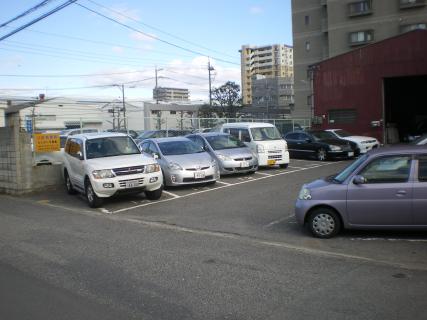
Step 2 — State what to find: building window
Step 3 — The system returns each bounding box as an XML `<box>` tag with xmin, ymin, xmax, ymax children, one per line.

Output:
<box><xmin>349</xmin><ymin>30</ymin><xmax>374</xmax><ymax>45</ymax></box>
<box><xmin>348</xmin><ymin>0</ymin><xmax>372</xmax><ymax>16</ymax></box>
<box><xmin>304</xmin><ymin>15</ymin><xmax>310</xmax><ymax>25</ymax></box>
<box><xmin>307</xmin><ymin>95</ymin><xmax>313</xmax><ymax>106</ymax></box>
<box><xmin>400</xmin><ymin>0</ymin><xmax>426</xmax><ymax>9</ymax></box>
<box><xmin>400</xmin><ymin>23</ymin><xmax>427</xmax><ymax>32</ymax></box>
<box><xmin>328</xmin><ymin>109</ymin><xmax>357</xmax><ymax>124</ymax></box>
<box><xmin>170</xmin><ymin>111</ymin><xmax>176</xmax><ymax>115</ymax></box>
<box><xmin>305</xmin><ymin>41</ymin><xmax>311</xmax><ymax>51</ymax></box>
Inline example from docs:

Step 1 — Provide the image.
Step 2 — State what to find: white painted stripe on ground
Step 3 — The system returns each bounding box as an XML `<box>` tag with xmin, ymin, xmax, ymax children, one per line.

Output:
<box><xmin>288</xmin><ymin>166</ymin><xmax>306</xmax><ymax>170</ymax></box>
<box><xmin>264</xmin><ymin>217</ymin><xmax>290</xmax><ymax>228</ymax></box>
<box><xmin>254</xmin><ymin>172</ymin><xmax>273</xmax><ymax>176</ymax></box>
<box><xmin>162</xmin><ymin>190</ymin><xmax>181</xmax><ymax>198</ymax></box>
<box><xmin>215</xmin><ymin>180</ymin><xmax>232</xmax><ymax>186</ymax></box>
<box><xmin>350</xmin><ymin>238</ymin><xmax>427</xmax><ymax>243</ymax></box>
<box><xmin>112</xmin><ymin>162</ymin><xmax>341</xmax><ymax>214</ymax></box>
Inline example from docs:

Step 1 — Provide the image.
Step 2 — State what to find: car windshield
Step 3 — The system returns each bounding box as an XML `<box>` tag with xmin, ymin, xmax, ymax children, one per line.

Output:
<box><xmin>310</xmin><ymin>131</ymin><xmax>336</xmax><ymax>140</ymax></box>
<box><xmin>85</xmin><ymin>136</ymin><xmax>140</xmax><ymax>159</ymax></box>
<box><xmin>334</xmin><ymin>129</ymin><xmax>352</xmax><ymax>137</ymax></box>
<box><xmin>250</xmin><ymin>127</ymin><xmax>282</xmax><ymax>141</ymax></box>
<box><xmin>137</xmin><ymin>131</ymin><xmax>157</xmax><ymax>139</ymax></box>
<box><xmin>206</xmin><ymin>135</ymin><xmax>246</xmax><ymax>150</ymax></box>
<box><xmin>333</xmin><ymin>154</ymin><xmax>369</xmax><ymax>183</ymax></box>
<box><xmin>158</xmin><ymin>140</ymin><xmax>204</xmax><ymax>155</ymax></box>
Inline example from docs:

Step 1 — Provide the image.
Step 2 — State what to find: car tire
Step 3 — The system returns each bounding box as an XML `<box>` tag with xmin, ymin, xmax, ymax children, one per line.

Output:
<box><xmin>279</xmin><ymin>163</ymin><xmax>289</xmax><ymax>169</ymax></box>
<box><xmin>307</xmin><ymin>208</ymin><xmax>341</xmax><ymax>238</ymax></box>
<box><xmin>85</xmin><ymin>180</ymin><xmax>103</xmax><ymax>208</ymax></box>
<box><xmin>145</xmin><ymin>187</ymin><xmax>163</xmax><ymax>200</ymax></box>
<box><xmin>316</xmin><ymin>148</ymin><xmax>327</xmax><ymax>161</ymax></box>
<box><xmin>248</xmin><ymin>170</ymin><xmax>256</xmax><ymax>174</ymax></box>
<box><xmin>64</xmin><ymin>171</ymin><xmax>77</xmax><ymax>195</ymax></box>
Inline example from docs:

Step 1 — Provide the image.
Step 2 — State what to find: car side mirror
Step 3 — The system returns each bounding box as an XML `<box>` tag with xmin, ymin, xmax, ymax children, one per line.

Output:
<box><xmin>153</xmin><ymin>153</ymin><xmax>159</xmax><ymax>159</ymax></box>
<box><xmin>76</xmin><ymin>151</ymin><xmax>84</xmax><ymax>160</ymax></box>
<box><xmin>305</xmin><ymin>138</ymin><xmax>312</xmax><ymax>143</ymax></box>
<box><xmin>353</xmin><ymin>175</ymin><xmax>366</xmax><ymax>185</ymax></box>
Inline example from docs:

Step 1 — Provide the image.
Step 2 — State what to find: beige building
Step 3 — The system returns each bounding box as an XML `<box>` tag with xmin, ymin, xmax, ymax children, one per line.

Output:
<box><xmin>292</xmin><ymin>0</ymin><xmax>427</xmax><ymax>118</ymax></box>
<box><xmin>240</xmin><ymin>44</ymin><xmax>293</xmax><ymax>106</ymax></box>
<box><xmin>153</xmin><ymin>87</ymin><xmax>189</xmax><ymax>102</ymax></box>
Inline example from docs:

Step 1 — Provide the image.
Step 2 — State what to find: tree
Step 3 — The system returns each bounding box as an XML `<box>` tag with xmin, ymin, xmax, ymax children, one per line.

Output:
<box><xmin>212</xmin><ymin>81</ymin><xmax>242</xmax><ymax>118</ymax></box>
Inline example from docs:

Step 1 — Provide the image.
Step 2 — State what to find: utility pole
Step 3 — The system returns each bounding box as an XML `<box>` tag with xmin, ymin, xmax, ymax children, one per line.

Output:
<box><xmin>155</xmin><ymin>66</ymin><xmax>163</xmax><ymax>104</ymax></box>
<box><xmin>208</xmin><ymin>58</ymin><xmax>214</xmax><ymax>107</ymax></box>
<box><xmin>121</xmin><ymin>84</ymin><xmax>127</xmax><ymax>130</ymax></box>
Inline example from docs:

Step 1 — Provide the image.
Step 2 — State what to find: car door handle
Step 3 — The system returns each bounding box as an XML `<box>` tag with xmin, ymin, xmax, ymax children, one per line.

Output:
<box><xmin>396</xmin><ymin>190</ymin><xmax>407</xmax><ymax>196</ymax></box>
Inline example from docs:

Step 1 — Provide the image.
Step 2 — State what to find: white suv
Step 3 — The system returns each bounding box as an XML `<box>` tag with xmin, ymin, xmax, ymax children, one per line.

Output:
<box><xmin>63</xmin><ymin>132</ymin><xmax>163</xmax><ymax>207</ymax></box>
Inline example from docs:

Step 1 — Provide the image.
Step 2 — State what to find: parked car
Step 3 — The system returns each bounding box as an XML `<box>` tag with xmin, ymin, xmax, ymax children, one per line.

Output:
<box><xmin>135</xmin><ymin>129</ymin><xmax>191</xmax><ymax>144</ymax></box>
<box><xmin>295</xmin><ymin>146</ymin><xmax>427</xmax><ymax>238</ymax></box>
<box><xmin>326</xmin><ymin>129</ymin><xmax>379</xmax><ymax>154</ymax></box>
<box><xmin>219</xmin><ymin>122</ymin><xmax>290</xmax><ymax>168</ymax></box>
<box><xmin>63</xmin><ymin>132</ymin><xmax>163</xmax><ymax>207</ymax></box>
<box><xmin>186</xmin><ymin>133</ymin><xmax>258</xmax><ymax>175</ymax></box>
<box><xmin>106</xmin><ymin>129</ymin><xmax>138</xmax><ymax>139</ymax></box>
<box><xmin>411</xmin><ymin>133</ymin><xmax>427</xmax><ymax>145</ymax></box>
<box><xmin>140</xmin><ymin>137</ymin><xmax>220</xmax><ymax>186</ymax></box>
<box><xmin>284</xmin><ymin>130</ymin><xmax>355</xmax><ymax>161</ymax></box>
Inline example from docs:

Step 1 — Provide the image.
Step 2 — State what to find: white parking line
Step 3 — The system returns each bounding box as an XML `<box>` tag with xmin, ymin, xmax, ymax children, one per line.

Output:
<box><xmin>112</xmin><ymin>162</ymin><xmax>341</xmax><ymax>214</ymax></box>
<box><xmin>254</xmin><ymin>172</ymin><xmax>273</xmax><ymax>176</ymax></box>
<box><xmin>216</xmin><ymin>180</ymin><xmax>232</xmax><ymax>186</ymax></box>
<box><xmin>162</xmin><ymin>190</ymin><xmax>181</xmax><ymax>198</ymax></box>
<box><xmin>264</xmin><ymin>216</ymin><xmax>291</xmax><ymax>229</ymax></box>
<box><xmin>350</xmin><ymin>238</ymin><xmax>427</xmax><ymax>243</ymax></box>
<box><xmin>288</xmin><ymin>166</ymin><xmax>306</xmax><ymax>170</ymax></box>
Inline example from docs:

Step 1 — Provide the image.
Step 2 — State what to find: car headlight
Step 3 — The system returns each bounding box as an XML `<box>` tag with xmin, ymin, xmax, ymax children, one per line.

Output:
<box><xmin>92</xmin><ymin>169</ymin><xmax>115</xmax><ymax>179</ymax></box>
<box><xmin>298</xmin><ymin>187</ymin><xmax>312</xmax><ymax>200</ymax></box>
<box><xmin>216</xmin><ymin>153</ymin><xmax>232</xmax><ymax>161</ymax></box>
<box><xmin>256</xmin><ymin>144</ymin><xmax>265</xmax><ymax>153</ymax></box>
<box><xmin>145</xmin><ymin>163</ymin><xmax>161</xmax><ymax>173</ymax></box>
<box><xmin>329</xmin><ymin>145</ymin><xmax>342</xmax><ymax>151</ymax></box>
<box><xmin>168</xmin><ymin>162</ymin><xmax>183</xmax><ymax>170</ymax></box>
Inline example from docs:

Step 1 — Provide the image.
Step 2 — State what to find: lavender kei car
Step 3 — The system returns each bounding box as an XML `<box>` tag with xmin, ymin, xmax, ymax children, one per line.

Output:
<box><xmin>295</xmin><ymin>146</ymin><xmax>427</xmax><ymax>238</ymax></box>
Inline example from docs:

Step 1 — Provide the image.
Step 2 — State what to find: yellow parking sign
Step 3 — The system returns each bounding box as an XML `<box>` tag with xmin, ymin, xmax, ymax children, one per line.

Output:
<box><xmin>34</xmin><ymin>133</ymin><xmax>60</xmax><ymax>152</ymax></box>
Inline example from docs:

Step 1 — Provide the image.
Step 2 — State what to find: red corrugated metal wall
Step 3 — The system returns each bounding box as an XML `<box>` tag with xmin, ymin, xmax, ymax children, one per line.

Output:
<box><xmin>313</xmin><ymin>30</ymin><xmax>427</xmax><ymax>142</ymax></box>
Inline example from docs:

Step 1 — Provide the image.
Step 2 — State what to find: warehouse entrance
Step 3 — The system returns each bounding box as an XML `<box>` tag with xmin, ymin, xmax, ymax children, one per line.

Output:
<box><xmin>383</xmin><ymin>75</ymin><xmax>427</xmax><ymax>143</ymax></box>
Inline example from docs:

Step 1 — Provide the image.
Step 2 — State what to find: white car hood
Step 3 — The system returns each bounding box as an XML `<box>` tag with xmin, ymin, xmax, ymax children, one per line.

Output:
<box><xmin>251</xmin><ymin>139</ymin><xmax>288</xmax><ymax>150</ymax></box>
<box><xmin>344</xmin><ymin>136</ymin><xmax>377</xmax><ymax>143</ymax></box>
<box><xmin>86</xmin><ymin>154</ymin><xmax>154</xmax><ymax>170</ymax></box>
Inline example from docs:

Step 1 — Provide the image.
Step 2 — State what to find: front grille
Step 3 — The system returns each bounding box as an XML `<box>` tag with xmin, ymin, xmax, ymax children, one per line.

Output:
<box><xmin>235</xmin><ymin>165</ymin><xmax>255</xmax><ymax>171</ymax></box>
<box><xmin>342</xmin><ymin>145</ymin><xmax>352</xmax><ymax>152</ymax></box>
<box><xmin>113</xmin><ymin>165</ymin><xmax>145</xmax><ymax>176</ymax></box>
<box><xmin>183</xmin><ymin>175</ymin><xmax>213</xmax><ymax>182</ymax></box>
<box><xmin>362</xmin><ymin>140</ymin><xmax>376</xmax><ymax>144</ymax></box>
<box><xmin>268</xmin><ymin>155</ymin><xmax>282</xmax><ymax>160</ymax></box>
<box><xmin>118</xmin><ymin>178</ymin><xmax>144</xmax><ymax>188</ymax></box>
<box><xmin>268</xmin><ymin>150</ymin><xmax>283</xmax><ymax>154</ymax></box>
<box><xmin>185</xmin><ymin>166</ymin><xmax>210</xmax><ymax>171</ymax></box>
<box><xmin>234</xmin><ymin>156</ymin><xmax>253</xmax><ymax>161</ymax></box>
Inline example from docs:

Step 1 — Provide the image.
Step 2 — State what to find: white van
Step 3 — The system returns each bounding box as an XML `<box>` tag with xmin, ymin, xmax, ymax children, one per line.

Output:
<box><xmin>220</xmin><ymin>122</ymin><xmax>290</xmax><ymax>168</ymax></box>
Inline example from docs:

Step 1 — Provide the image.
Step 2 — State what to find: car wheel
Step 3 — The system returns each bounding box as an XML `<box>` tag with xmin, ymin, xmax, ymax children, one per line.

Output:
<box><xmin>145</xmin><ymin>186</ymin><xmax>163</xmax><ymax>200</ymax></box>
<box><xmin>279</xmin><ymin>163</ymin><xmax>289</xmax><ymax>169</ymax></box>
<box><xmin>64</xmin><ymin>171</ymin><xmax>77</xmax><ymax>195</ymax></box>
<box><xmin>85</xmin><ymin>180</ymin><xmax>103</xmax><ymax>208</ymax></box>
<box><xmin>307</xmin><ymin>208</ymin><xmax>341</xmax><ymax>238</ymax></box>
<box><xmin>316</xmin><ymin>148</ymin><xmax>327</xmax><ymax>161</ymax></box>
<box><xmin>248</xmin><ymin>170</ymin><xmax>256</xmax><ymax>174</ymax></box>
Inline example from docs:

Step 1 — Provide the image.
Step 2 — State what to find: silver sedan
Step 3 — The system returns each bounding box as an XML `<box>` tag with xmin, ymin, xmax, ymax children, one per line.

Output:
<box><xmin>186</xmin><ymin>133</ymin><xmax>258</xmax><ymax>175</ymax></box>
<box><xmin>139</xmin><ymin>137</ymin><xmax>219</xmax><ymax>186</ymax></box>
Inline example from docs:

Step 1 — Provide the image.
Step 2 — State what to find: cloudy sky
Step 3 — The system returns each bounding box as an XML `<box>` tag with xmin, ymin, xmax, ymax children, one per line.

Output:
<box><xmin>0</xmin><ymin>0</ymin><xmax>292</xmax><ymax>102</ymax></box>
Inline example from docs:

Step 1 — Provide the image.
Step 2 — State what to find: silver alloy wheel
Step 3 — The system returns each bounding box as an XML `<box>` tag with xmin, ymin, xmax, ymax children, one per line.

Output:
<box><xmin>66</xmin><ymin>175</ymin><xmax>72</xmax><ymax>191</ymax></box>
<box><xmin>317</xmin><ymin>149</ymin><xmax>326</xmax><ymax>161</ymax></box>
<box><xmin>87</xmin><ymin>184</ymin><xmax>94</xmax><ymax>203</ymax></box>
<box><xmin>312</xmin><ymin>213</ymin><xmax>335</xmax><ymax>236</ymax></box>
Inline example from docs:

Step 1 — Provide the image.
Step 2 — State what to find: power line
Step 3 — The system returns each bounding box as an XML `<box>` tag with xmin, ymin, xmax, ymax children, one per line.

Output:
<box><xmin>0</xmin><ymin>0</ymin><xmax>77</xmax><ymax>42</ymax></box>
<box><xmin>0</xmin><ymin>0</ymin><xmax>55</xmax><ymax>28</ymax></box>
<box><xmin>85</xmin><ymin>0</ymin><xmax>239</xmax><ymax>61</ymax></box>
<box><xmin>75</xmin><ymin>2</ymin><xmax>240</xmax><ymax>66</ymax></box>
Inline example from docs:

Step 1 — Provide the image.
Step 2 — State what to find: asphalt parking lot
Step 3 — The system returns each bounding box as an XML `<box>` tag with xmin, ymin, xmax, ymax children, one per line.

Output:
<box><xmin>24</xmin><ymin>158</ymin><xmax>427</xmax><ymax>271</ymax></box>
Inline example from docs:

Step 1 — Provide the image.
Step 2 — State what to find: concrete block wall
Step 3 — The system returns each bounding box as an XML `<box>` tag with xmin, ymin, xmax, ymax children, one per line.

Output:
<box><xmin>0</xmin><ymin>113</ymin><xmax>62</xmax><ymax>195</ymax></box>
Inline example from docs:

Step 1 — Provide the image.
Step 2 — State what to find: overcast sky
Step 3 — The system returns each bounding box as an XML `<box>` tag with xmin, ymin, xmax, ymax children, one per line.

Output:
<box><xmin>0</xmin><ymin>0</ymin><xmax>292</xmax><ymax>102</ymax></box>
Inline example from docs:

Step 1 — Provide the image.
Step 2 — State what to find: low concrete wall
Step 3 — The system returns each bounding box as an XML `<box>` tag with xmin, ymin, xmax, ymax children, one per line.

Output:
<box><xmin>0</xmin><ymin>113</ymin><xmax>63</xmax><ymax>195</ymax></box>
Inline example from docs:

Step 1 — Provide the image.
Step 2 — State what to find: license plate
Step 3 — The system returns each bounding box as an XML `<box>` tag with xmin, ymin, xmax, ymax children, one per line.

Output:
<box><xmin>126</xmin><ymin>181</ymin><xmax>139</xmax><ymax>188</ymax></box>
<box><xmin>194</xmin><ymin>171</ymin><xmax>205</xmax><ymax>179</ymax></box>
<box><xmin>241</xmin><ymin>161</ymin><xmax>249</xmax><ymax>168</ymax></box>
<box><xmin>267</xmin><ymin>159</ymin><xmax>276</xmax><ymax>165</ymax></box>
<box><xmin>348</xmin><ymin>152</ymin><xmax>354</xmax><ymax>157</ymax></box>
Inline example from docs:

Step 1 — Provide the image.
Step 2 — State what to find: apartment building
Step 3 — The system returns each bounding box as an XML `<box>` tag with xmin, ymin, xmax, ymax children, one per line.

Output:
<box><xmin>251</xmin><ymin>75</ymin><xmax>294</xmax><ymax>114</ymax></box>
<box><xmin>153</xmin><ymin>87</ymin><xmax>189</xmax><ymax>102</ymax></box>
<box><xmin>240</xmin><ymin>44</ymin><xmax>293</xmax><ymax>106</ymax></box>
<box><xmin>292</xmin><ymin>0</ymin><xmax>427</xmax><ymax>118</ymax></box>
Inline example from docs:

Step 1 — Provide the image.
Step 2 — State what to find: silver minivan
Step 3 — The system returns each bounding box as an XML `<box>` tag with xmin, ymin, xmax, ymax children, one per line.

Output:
<box><xmin>295</xmin><ymin>146</ymin><xmax>427</xmax><ymax>238</ymax></box>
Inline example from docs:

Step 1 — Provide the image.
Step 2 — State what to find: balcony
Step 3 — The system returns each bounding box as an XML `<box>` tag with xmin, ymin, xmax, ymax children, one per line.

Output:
<box><xmin>349</xmin><ymin>30</ymin><xmax>374</xmax><ymax>46</ymax></box>
<box><xmin>348</xmin><ymin>0</ymin><xmax>373</xmax><ymax>17</ymax></box>
<box><xmin>320</xmin><ymin>0</ymin><xmax>327</xmax><ymax>5</ymax></box>
<box><xmin>399</xmin><ymin>0</ymin><xmax>426</xmax><ymax>9</ymax></box>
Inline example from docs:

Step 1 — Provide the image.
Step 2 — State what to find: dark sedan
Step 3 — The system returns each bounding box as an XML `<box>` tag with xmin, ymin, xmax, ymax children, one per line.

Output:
<box><xmin>284</xmin><ymin>130</ymin><xmax>356</xmax><ymax>161</ymax></box>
